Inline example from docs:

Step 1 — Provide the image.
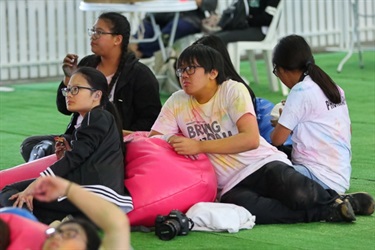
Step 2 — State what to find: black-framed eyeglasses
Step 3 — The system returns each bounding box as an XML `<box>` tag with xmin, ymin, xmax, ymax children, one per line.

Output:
<box><xmin>45</xmin><ymin>227</ymin><xmax>80</xmax><ymax>240</ymax></box>
<box><xmin>272</xmin><ymin>65</ymin><xmax>279</xmax><ymax>77</ymax></box>
<box><xmin>61</xmin><ymin>86</ymin><xmax>97</xmax><ymax>97</ymax></box>
<box><xmin>176</xmin><ymin>66</ymin><xmax>203</xmax><ymax>77</ymax></box>
<box><xmin>88</xmin><ymin>28</ymin><xmax>118</xmax><ymax>39</ymax></box>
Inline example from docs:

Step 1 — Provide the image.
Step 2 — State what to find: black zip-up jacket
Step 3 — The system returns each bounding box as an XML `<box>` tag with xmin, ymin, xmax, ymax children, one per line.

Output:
<box><xmin>57</xmin><ymin>53</ymin><xmax>162</xmax><ymax>132</ymax></box>
<box><xmin>41</xmin><ymin>107</ymin><xmax>133</xmax><ymax>211</ymax></box>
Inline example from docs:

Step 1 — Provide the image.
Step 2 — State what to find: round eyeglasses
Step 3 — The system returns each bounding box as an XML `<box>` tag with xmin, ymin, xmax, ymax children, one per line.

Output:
<box><xmin>45</xmin><ymin>227</ymin><xmax>79</xmax><ymax>240</ymax></box>
<box><xmin>87</xmin><ymin>28</ymin><xmax>118</xmax><ymax>40</ymax></box>
<box><xmin>61</xmin><ymin>86</ymin><xmax>97</xmax><ymax>97</ymax></box>
<box><xmin>175</xmin><ymin>66</ymin><xmax>203</xmax><ymax>77</ymax></box>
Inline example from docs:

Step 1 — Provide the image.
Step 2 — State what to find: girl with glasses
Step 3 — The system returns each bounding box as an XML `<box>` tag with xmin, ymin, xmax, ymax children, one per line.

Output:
<box><xmin>148</xmin><ymin>44</ymin><xmax>368</xmax><ymax>224</ymax></box>
<box><xmin>19</xmin><ymin>12</ymin><xmax>162</xmax><ymax>162</ymax></box>
<box><xmin>191</xmin><ymin>35</ymin><xmax>293</xmax><ymax>159</ymax></box>
<box><xmin>270</xmin><ymin>35</ymin><xmax>373</xmax><ymax>215</ymax></box>
<box><xmin>0</xmin><ymin>67</ymin><xmax>133</xmax><ymax>225</ymax></box>
<box><xmin>1</xmin><ymin>176</ymin><xmax>131</xmax><ymax>250</ymax></box>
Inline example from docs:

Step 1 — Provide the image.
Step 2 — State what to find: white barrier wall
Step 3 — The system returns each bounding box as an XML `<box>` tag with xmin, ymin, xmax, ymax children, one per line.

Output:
<box><xmin>0</xmin><ymin>0</ymin><xmax>374</xmax><ymax>82</ymax></box>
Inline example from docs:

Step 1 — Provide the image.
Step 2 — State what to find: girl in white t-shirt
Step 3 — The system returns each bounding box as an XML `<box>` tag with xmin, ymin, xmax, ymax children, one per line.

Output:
<box><xmin>270</xmin><ymin>35</ymin><xmax>373</xmax><ymax>216</ymax></box>
<box><xmin>149</xmin><ymin>44</ymin><xmax>363</xmax><ymax>224</ymax></box>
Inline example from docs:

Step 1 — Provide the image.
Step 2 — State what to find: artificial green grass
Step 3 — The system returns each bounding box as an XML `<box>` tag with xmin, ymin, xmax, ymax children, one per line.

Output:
<box><xmin>0</xmin><ymin>51</ymin><xmax>374</xmax><ymax>249</ymax></box>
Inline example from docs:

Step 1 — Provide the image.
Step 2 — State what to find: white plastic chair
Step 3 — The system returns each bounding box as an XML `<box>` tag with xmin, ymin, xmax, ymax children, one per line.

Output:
<box><xmin>227</xmin><ymin>0</ymin><xmax>288</xmax><ymax>96</ymax></box>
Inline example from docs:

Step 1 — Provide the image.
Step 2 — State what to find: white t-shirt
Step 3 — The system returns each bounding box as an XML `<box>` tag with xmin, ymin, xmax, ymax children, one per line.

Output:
<box><xmin>278</xmin><ymin>76</ymin><xmax>351</xmax><ymax>193</ymax></box>
<box><xmin>151</xmin><ymin>80</ymin><xmax>291</xmax><ymax>196</ymax></box>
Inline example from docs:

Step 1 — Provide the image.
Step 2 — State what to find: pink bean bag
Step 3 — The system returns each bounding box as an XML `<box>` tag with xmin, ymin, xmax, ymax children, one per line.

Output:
<box><xmin>0</xmin><ymin>133</ymin><xmax>217</xmax><ymax>228</ymax></box>
<box><xmin>0</xmin><ymin>155</ymin><xmax>57</xmax><ymax>190</ymax></box>
<box><xmin>124</xmin><ymin>134</ymin><xmax>217</xmax><ymax>227</ymax></box>
<box><xmin>0</xmin><ymin>213</ymin><xmax>47</xmax><ymax>250</ymax></box>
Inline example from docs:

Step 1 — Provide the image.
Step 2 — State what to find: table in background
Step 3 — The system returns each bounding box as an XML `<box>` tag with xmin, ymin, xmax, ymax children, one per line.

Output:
<box><xmin>80</xmin><ymin>0</ymin><xmax>197</xmax><ymax>62</ymax></box>
<box><xmin>337</xmin><ymin>0</ymin><xmax>375</xmax><ymax>72</ymax></box>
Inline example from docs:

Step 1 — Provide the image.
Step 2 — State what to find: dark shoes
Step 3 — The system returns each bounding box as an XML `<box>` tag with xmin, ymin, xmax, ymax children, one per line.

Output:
<box><xmin>340</xmin><ymin>192</ymin><xmax>375</xmax><ymax>216</ymax></box>
<box><xmin>326</xmin><ymin>198</ymin><xmax>356</xmax><ymax>222</ymax></box>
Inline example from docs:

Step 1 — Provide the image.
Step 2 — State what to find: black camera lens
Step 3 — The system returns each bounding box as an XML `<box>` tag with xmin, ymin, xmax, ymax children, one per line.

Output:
<box><xmin>157</xmin><ymin>219</ymin><xmax>181</xmax><ymax>241</ymax></box>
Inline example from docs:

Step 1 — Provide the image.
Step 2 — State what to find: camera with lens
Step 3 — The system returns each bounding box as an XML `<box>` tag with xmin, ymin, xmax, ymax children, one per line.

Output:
<box><xmin>155</xmin><ymin>210</ymin><xmax>193</xmax><ymax>241</ymax></box>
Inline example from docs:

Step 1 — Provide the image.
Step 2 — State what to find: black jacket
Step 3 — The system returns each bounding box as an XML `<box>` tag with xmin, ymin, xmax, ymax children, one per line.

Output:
<box><xmin>41</xmin><ymin>107</ymin><xmax>133</xmax><ymax>211</ymax></box>
<box><xmin>57</xmin><ymin>53</ymin><xmax>162</xmax><ymax>131</ymax></box>
<box><xmin>248</xmin><ymin>0</ymin><xmax>280</xmax><ymax>27</ymax></box>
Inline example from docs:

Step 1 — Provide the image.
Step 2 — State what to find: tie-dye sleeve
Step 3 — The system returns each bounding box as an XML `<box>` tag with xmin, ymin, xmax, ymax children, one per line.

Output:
<box><xmin>227</xmin><ymin>81</ymin><xmax>256</xmax><ymax>123</ymax></box>
<box><xmin>151</xmin><ymin>93</ymin><xmax>181</xmax><ymax>135</ymax></box>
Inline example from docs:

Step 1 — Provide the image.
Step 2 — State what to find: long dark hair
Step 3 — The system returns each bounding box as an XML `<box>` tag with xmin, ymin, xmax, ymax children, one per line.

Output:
<box><xmin>193</xmin><ymin>35</ymin><xmax>257</xmax><ymax>110</ymax></box>
<box><xmin>95</xmin><ymin>12</ymin><xmax>131</xmax><ymax>94</ymax></box>
<box><xmin>177</xmin><ymin>44</ymin><xmax>226</xmax><ymax>84</ymax></box>
<box><xmin>72</xmin><ymin>67</ymin><xmax>123</xmax><ymax>151</ymax></box>
<box><xmin>272</xmin><ymin>34</ymin><xmax>341</xmax><ymax>103</ymax></box>
<box><xmin>58</xmin><ymin>218</ymin><xmax>101</xmax><ymax>250</ymax></box>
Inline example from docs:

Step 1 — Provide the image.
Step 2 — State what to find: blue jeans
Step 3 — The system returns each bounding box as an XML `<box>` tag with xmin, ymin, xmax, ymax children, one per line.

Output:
<box><xmin>292</xmin><ymin>164</ymin><xmax>330</xmax><ymax>190</ymax></box>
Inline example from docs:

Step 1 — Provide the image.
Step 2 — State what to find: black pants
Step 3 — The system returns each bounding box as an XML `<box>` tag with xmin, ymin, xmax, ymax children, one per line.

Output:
<box><xmin>214</xmin><ymin>27</ymin><xmax>266</xmax><ymax>46</ymax></box>
<box><xmin>0</xmin><ymin>179</ymin><xmax>83</xmax><ymax>225</ymax></box>
<box><xmin>220</xmin><ymin>161</ymin><xmax>339</xmax><ymax>224</ymax></box>
<box><xmin>20</xmin><ymin>135</ymin><xmax>56</xmax><ymax>162</ymax></box>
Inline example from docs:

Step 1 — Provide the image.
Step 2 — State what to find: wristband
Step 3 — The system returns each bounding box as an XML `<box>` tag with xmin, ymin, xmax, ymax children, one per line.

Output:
<box><xmin>161</xmin><ymin>134</ymin><xmax>174</xmax><ymax>143</ymax></box>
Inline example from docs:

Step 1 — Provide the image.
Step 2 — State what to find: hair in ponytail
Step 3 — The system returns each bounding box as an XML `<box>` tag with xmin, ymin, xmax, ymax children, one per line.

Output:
<box><xmin>273</xmin><ymin>35</ymin><xmax>341</xmax><ymax>103</ymax></box>
<box><xmin>72</xmin><ymin>67</ymin><xmax>124</xmax><ymax>152</ymax></box>
<box><xmin>97</xmin><ymin>12</ymin><xmax>131</xmax><ymax>95</ymax></box>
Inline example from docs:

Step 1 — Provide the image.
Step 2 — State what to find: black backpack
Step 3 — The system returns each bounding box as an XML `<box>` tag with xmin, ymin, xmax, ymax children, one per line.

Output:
<box><xmin>218</xmin><ymin>0</ymin><xmax>250</xmax><ymax>30</ymax></box>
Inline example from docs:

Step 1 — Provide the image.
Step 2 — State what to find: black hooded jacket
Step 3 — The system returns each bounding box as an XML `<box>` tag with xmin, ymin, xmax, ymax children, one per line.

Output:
<box><xmin>57</xmin><ymin>52</ymin><xmax>162</xmax><ymax>132</ymax></box>
<box><xmin>41</xmin><ymin>107</ymin><xmax>133</xmax><ymax>211</ymax></box>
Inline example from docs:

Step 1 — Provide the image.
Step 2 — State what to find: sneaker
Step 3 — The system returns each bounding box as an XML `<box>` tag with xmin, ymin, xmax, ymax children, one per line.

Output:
<box><xmin>326</xmin><ymin>198</ymin><xmax>356</xmax><ymax>222</ymax></box>
<box><xmin>340</xmin><ymin>192</ymin><xmax>375</xmax><ymax>215</ymax></box>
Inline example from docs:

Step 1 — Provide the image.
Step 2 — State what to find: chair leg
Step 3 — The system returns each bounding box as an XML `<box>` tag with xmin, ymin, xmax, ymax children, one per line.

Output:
<box><xmin>228</xmin><ymin>43</ymin><xmax>240</xmax><ymax>73</ymax></box>
<box><xmin>263</xmin><ymin>50</ymin><xmax>279</xmax><ymax>92</ymax></box>
<box><xmin>280</xmin><ymin>82</ymin><xmax>289</xmax><ymax>96</ymax></box>
<box><xmin>247</xmin><ymin>51</ymin><xmax>259</xmax><ymax>84</ymax></box>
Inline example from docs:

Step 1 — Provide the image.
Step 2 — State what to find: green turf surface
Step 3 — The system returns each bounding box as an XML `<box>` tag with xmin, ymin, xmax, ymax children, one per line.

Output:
<box><xmin>0</xmin><ymin>51</ymin><xmax>374</xmax><ymax>249</ymax></box>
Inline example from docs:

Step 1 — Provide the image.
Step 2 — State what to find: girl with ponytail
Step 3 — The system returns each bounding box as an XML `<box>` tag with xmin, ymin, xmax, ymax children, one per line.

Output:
<box><xmin>270</xmin><ymin>35</ymin><xmax>352</xmax><ymax>194</ymax></box>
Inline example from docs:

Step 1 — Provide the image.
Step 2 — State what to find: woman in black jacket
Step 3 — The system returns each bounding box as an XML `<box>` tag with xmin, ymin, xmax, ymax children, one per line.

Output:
<box><xmin>20</xmin><ymin>12</ymin><xmax>162</xmax><ymax>162</ymax></box>
<box><xmin>0</xmin><ymin>67</ymin><xmax>133</xmax><ymax>225</ymax></box>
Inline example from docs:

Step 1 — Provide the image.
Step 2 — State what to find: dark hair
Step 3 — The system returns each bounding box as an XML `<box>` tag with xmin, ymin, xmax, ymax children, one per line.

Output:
<box><xmin>177</xmin><ymin>44</ymin><xmax>226</xmax><ymax>84</ymax></box>
<box><xmin>58</xmin><ymin>218</ymin><xmax>101</xmax><ymax>250</ymax></box>
<box><xmin>96</xmin><ymin>12</ymin><xmax>131</xmax><ymax>94</ymax></box>
<box><xmin>0</xmin><ymin>218</ymin><xmax>10</xmax><ymax>250</ymax></box>
<box><xmin>272</xmin><ymin>34</ymin><xmax>341</xmax><ymax>103</ymax></box>
<box><xmin>193</xmin><ymin>35</ymin><xmax>257</xmax><ymax>111</ymax></box>
<box><xmin>72</xmin><ymin>67</ymin><xmax>124</xmax><ymax>152</ymax></box>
